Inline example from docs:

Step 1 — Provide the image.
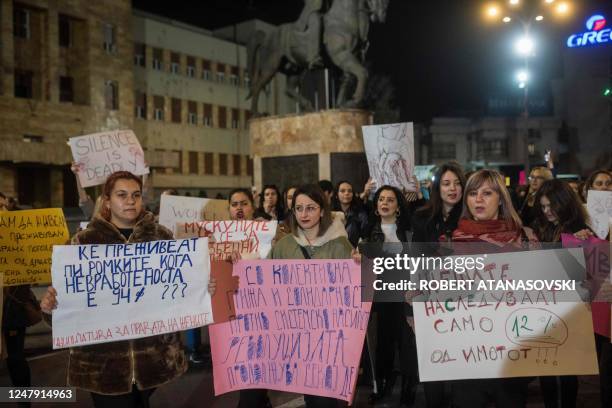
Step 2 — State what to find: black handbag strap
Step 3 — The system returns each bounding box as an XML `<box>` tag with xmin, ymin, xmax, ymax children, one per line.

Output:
<box><xmin>299</xmin><ymin>245</ymin><xmax>311</xmax><ymax>259</ymax></box>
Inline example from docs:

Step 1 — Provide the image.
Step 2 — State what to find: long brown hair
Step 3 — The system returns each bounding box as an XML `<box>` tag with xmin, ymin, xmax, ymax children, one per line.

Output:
<box><xmin>461</xmin><ymin>169</ymin><xmax>523</xmax><ymax>230</ymax></box>
<box><xmin>533</xmin><ymin>179</ymin><xmax>590</xmax><ymax>242</ymax></box>
<box><xmin>100</xmin><ymin>171</ymin><xmax>143</xmax><ymax>221</ymax></box>
<box><xmin>416</xmin><ymin>162</ymin><xmax>465</xmax><ymax>221</ymax></box>
<box><xmin>289</xmin><ymin>184</ymin><xmax>332</xmax><ymax>237</ymax></box>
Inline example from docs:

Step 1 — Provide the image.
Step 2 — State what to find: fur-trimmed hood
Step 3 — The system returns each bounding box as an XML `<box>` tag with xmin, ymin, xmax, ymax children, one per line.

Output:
<box><xmin>293</xmin><ymin>214</ymin><xmax>348</xmax><ymax>247</ymax></box>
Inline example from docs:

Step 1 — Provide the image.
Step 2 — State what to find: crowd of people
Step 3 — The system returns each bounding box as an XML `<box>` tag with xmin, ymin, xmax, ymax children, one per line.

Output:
<box><xmin>1</xmin><ymin>160</ymin><xmax>611</xmax><ymax>408</ymax></box>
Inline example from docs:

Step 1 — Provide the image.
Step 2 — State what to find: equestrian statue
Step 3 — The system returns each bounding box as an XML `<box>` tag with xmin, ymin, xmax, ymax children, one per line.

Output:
<box><xmin>246</xmin><ymin>0</ymin><xmax>389</xmax><ymax>115</ymax></box>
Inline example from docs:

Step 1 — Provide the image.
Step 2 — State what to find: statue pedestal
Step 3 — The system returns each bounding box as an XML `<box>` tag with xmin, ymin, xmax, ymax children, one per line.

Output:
<box><xmin>249</xmin><ymin>109</ymin><xmax>373</xmax><ymax>190</ymax></box>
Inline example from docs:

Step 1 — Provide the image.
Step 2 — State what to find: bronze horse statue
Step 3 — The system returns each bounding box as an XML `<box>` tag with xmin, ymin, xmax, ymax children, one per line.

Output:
<box><xmin>246</xmin><ymin>0</ymin><xmax>389</xmax><ymax>115</ymax></box>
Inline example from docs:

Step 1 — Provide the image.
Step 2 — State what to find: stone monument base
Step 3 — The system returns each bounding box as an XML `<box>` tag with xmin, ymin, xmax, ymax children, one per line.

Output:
<box><xmin>249</xmin><ymin>109</ymin><xmax>373</xmax><ymax>190</ymax></box>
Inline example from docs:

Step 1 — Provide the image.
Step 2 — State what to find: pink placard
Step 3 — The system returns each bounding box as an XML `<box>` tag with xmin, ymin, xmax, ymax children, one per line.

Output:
<box><xmin>209</xmin><ymin>259</ymin><xmax>371</xmax><ymax>403</ymax></box>
<box><xmin>562</xmin><ymin>234</ymin><xmax>610</xmax><ymax>338</ymax></box>
<box><xmin>519</xmin><ymin>170</ymin><xmax>526</xmax><ymax>185</ymax></box>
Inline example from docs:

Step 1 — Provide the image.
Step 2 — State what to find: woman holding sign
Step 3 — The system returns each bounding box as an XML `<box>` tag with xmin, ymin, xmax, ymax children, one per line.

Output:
<box><xmin>451</xmin><ymin>169</ymin><xmax>538</xmax><ymax>408</ymax></box>
<box><xmin>410</xmin><ymin>162</ymin><xmax>465</xmax><ymax>408</ymax></box>
<box><xmin>531</xmin><ymin>179</ymin><xmax>593</xmax><ymax>408</ymax></box>
<box><xmin>40</xmin><ymin>171</ymin><xmax>216</xmax><ymax>408</ymax></box>
<box><xmin>269</xmin><ymin>184</ymin><xmax>352</xmax><ymax>408</ymax></box>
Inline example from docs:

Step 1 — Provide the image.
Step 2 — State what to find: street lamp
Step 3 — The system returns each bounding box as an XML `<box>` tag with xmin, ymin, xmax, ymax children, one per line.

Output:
<box><xmin>482</xmin><ymin>0</ymin><xmax>573</xmax><ymax>173</ymax></box>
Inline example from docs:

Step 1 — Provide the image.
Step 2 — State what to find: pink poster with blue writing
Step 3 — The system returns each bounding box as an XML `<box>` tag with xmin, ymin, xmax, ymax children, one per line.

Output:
<box><xmin>209</xmin><ymin>259</ymin><xmax>371</xmax><ymax>403</ymax></box>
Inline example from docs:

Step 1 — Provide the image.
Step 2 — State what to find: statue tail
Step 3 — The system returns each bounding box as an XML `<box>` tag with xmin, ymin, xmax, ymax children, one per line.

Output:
<box><xmin>246</xmin><ymin>30</ymin><xmax>266</xmax><ymax>99</ymax></box>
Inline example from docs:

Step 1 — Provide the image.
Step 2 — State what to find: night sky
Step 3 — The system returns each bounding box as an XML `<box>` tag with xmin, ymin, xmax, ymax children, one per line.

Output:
<box><xmin>133</xmin><ymin>0</ymin><xmax>612</xmax><ymax>122</ymax></box>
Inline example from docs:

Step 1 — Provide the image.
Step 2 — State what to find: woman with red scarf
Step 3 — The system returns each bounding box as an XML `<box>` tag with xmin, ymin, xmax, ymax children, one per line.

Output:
<box><xmin>451</xmin><ymin>169</ymin><xmax>537</xmax><ymax>408</ymax></box>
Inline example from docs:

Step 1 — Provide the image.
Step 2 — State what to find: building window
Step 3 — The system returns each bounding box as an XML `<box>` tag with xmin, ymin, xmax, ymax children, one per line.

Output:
<box><xmin>188</xmin><ymin>152</ymin><xmax>198</xmax><ymax>174</ymax></box>
<box><xmin>244</xmin><ymin>75</ymin><xmax>251</xmax><ymax>89</ymax></box>
<box><xmin>216</xmin><ymin>63</ymin><xmax>225</xmax><ymax>83</ymax></box>
<box><xmin>23</xmin><ymin>135</ymin><xmax>43</xmax><ymax>143</ymax></box>
<box><xmin>188</xmin><ymin>101</ymin><xmax>197</xmax><ymax>125</ymax></box>
<box><xmin>202</xmin><ymin>60</ymin><xmax>211</xmax><ymax>80</ymax></box>
<box><xmin>103</xmin><ymin>23</ymin><xmax>116</xmax><ymax>54</ymax></box>
<box><xmin>230</xmin><ymin>66</ymin><xmax>239</xmax><ymax>86</ymax></box>
<box><xmin>59</xmin><ymin>14</ymin><xmax>72</xmax><ymax>47</ymax></box>
<box><xmin>135</xmin><ymin>92</ymin><xmax>147</xmax><ymax>119</ymax></box>
<box><xmin>13</xmin><ymin>7</ymin><xmax>30</xmax><ymax>39</ymax></box>
<box><xmin>528</xmin><ymin>143</ymin><xmax>536</xmax><ymax>156</ymax></box>
<box><xmin>204</xmin><ymin>152</ymin><xmax>213</xmax><ymax>175</ymax></box>
<box><xmin>154</xmin><ymin>96</ymin><xmax>164</xmax><ymax>120</ymax></box>
<box><xmin>233</xmin><ymin>154</ymin><xmax>241</xmax><ymax>175</ymax></box>
<box><xmin>246</xmin><ymin>157</ymin><xmax>253</xmax><ymax>176</ymax></box>
<box><xmin>171</xmin><ymin>98</ymin><xmax>182</xmax><ymax>123</ymax></box>
<box><xmin>527</xmin><ymin>129</ymin><xmax>541</xmax><ymax>139</ymax></box>
<box><xmin>203</xmin><ymin>104</ymin><xmax>212</xmax><ymax>127</ymax></box>
<box><xmin>134</xmin><ymin>43</ymin><xmax>146</xmax><ymax>67</ymax></box>
<box><xmin>431</xmin><ymin>143</ymin><xmax>456</xmax><ymax>160</ymax></box>
<box><xmin>59</xmin><ymin>76</ymin><xmax>74</xmax><ymax>102</ymax></box>
<box><xmin>231</xmin><ymin>108</ymin><xmax>239</xmax><ymax>129</ymax></box>
<box><xmin>244</xmin><ymin>110</ymin><xmax>251</xmax><ymax>129</ymax></box>
<box><xmin>218</xmin><ymin>106</ymin><xmax>227</xmax><ymax>129</ymax></box>
<box><xmin>170</xmin><ymin>52</ymin><xmax>180</xmax><ymax>74</ymax></box>
<box><xmin>14</xmin><ymin>69</ymin><xmax>33</xmax><ymax>98</ymax></box>
<box><xmin>104</xmin><ymin>80</ymin><xmax>119</xmax><ymax>110</ymax></box>
<box><xmin>187</xmin><ymin>56</ymin><xmax>195</xmax><ymax>78</ymax></box>
<box><xmin>477</xmin><ymin>139</ymin><xmax>508</xmax><ymax>158</ymax></box>
<box><xmin>219</xmin><ymin>153</ymin><xmax>228</xmax><ymax>175</ymax></box>
<box><xmin>152</xmin><ymin>48</ymin><xmax>163</xmax><ymax>70</ymax></box>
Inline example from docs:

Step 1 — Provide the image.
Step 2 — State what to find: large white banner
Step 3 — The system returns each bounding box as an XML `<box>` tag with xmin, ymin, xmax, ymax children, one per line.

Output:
<box><xmin>69</xmin><ymin>130</ymin><xmax>149</xmax><ymax>188</ymax></box>
<box><xmin>158</xmin><ymin>195</ymin><xmax>230</xmax><ymax>236</ymax></box>
<box><xmin>413</xmin><ymin>248</ymin><xmax>598</xmax><ymax>381</ymax></box>
<box><xmin>362</xmin><ymin>122</ymin><xmax>416</xmax><ymax>191</ymax></box>
<box><xmin>51</xmin><ymin>238</ymin><xmax>212</xmax><ymax>349</ymax></box>
<box><xmin>586</xmin><ymin>190</ymin><xmax>612</xmax><ymax>239</ymax></box>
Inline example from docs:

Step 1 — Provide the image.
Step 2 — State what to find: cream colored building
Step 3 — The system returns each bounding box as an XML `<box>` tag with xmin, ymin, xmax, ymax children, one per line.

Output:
<box><xmin>0</xmin><ymin>0</ymin><xmax>134</xmax><ymax>207</ymax></box>
<box><xmin>132</xmin><ymin>11</ymin><xmax>292</xmax><ymax>198</ymax></box>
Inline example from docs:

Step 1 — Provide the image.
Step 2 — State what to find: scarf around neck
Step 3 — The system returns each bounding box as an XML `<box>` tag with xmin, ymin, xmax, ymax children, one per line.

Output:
<box><xmin>452</xmin><ymin>219</ymin><xmax>522</xmax><ymax>246</ymax></box>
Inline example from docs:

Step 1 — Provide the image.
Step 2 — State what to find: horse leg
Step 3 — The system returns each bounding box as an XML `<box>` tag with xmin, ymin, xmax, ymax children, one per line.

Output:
<box><xmin>336</xmin><ymin>72</ymin><xmax>353</xmax><ymax>107</ymax></box>
<box><xmin>286</xmin><ymin>73</ymin><xmax>314</xmax><ymax>112</ymax></box>
<box><xmin>250</xmin><ymin>65</ymin><xmax>277</xmax><ymax>115</ymax></box>
<box><xmin>331</xmin><ymin>50</ymin><xmax>368</xmax><ymax>108</ymax></box>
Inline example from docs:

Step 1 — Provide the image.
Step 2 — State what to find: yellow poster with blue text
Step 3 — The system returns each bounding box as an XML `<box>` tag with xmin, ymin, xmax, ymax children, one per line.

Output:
<box><xmin>0</xmin><ymin>208</ymin><xmax>69</xmax><ymax>286</ymax></box>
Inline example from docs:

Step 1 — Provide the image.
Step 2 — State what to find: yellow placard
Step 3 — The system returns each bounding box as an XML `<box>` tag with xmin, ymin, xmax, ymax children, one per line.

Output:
<box><xmin>0</xmin><ymin>208</ymin><xmax>69</xmax><ymax>286</ymax></box>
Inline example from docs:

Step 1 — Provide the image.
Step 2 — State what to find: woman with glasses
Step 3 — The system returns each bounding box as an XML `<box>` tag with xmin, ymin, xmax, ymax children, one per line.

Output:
<box><xmin>268</xmin><ymin>184</ymin><xmax>352</xmax><ymax>408</ymax></box>
<box><xmin>520</xmin><ymin>166</ymin><xmax>553</xmax><ymax>227</ymax></box>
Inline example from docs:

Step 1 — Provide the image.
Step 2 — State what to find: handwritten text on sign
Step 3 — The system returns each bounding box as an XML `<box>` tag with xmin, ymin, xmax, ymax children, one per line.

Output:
<box><xmin>586</xmin><ymin>190</ymin><xmax>612</xmax><ymax>239</ymax></box>
<box><xmin>175</xmin><ymin>220</ymin><xmax>277</xmax><ymax>259</ymax></box>
<box><xmin>413</xmin><ymin>249</ymin><xmax>598</xmax><ymax>381</ymax></box>
<box><xmin>209</xmin><ymin>259</ymin><xmax>371</xmax><ymax>403</ymax></box>
<box><xmin>69</xmin><ymin>130</ymin><xmax>149</xmax><ymax>188</ymax></box>
<box><xmin>158</xmin><ymin>195</ymin><xmax>230</xmax><ymax>236</ymax></box>
<box><xmin>51</xmin><ymin>238</ymin><xmax>212</xmax><ymax>349</ymax></box>
<box><xmin>0</xmin><ymin>208</ymin><xmax>69</xmax><ymax>286</ymax></box>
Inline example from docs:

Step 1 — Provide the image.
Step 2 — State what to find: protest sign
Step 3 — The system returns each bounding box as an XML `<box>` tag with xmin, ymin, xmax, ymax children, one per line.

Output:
<box><xmin>362</xmin><ymin>122</ymin><xmax>416</xmax><ymax>191</ymax></box>
<box><xmin>158</xmin><ymin>195</ymin><xmax>230</xmax><ymax>236</ymax></box>
<box><xmin>413</xmin><ymin>248</ymin><xmax>598</xmax><ymax>381</ymax></box>
<box><xmin>562</xmin><ymin>234</ymin><xmax>611</xmax><ymax>338</ymax></box>
<box><xmin>175</xmin><ymin>220</ymin><xmax>277</xmax><ymax>259</ymax></box>
<box><xmin>68</xmin><ymin>130</ymin><xmax>149</xmax><ymax>188</ymax></box>
<box><xmin>209</xmin><ymin>259</ymin><xmax>371</xmax><ymax>403</ymax></box>
<box><xmin>210</xmin><ymin>261</ymin><xmax>239</xmax><ymax>324</ymax></box>
<box><xmin>0</xmin><ymin>209</ymin><xmax>69</xmax><ymax>286</ymax></box>
<box><xmin>414</xmin><ymin>165</ymin><xmax>436</xmax><ymax>182</ymax></box>
<box><xmin>586</xmin><ymin>190</ymin><xmax>612</xmax><ymax>239</ymax></box>
<box><xmin>51</xmin><ymin>238</ymin><xmax>212</xmax><ymax>349</ymax></box>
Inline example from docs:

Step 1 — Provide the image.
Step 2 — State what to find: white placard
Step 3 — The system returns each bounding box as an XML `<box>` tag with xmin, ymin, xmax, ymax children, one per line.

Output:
<box><xmin>69</xmin><ymin>130</ymin><xmax>149</xmax><ymax>188</ymax></box>
<box><xmin>158</xmin><ymin>195</ymin><xmax>230</xmax><ymax>236</ymax></box>
<box><xmin>413</xmin><ymin>248</ymin><xmax>598</xmax><ymax>381</ymax></box>
<box><xmin>362</xmin><ymin>122</ymin><xmax>416</xmax><ymax>191</ymax></box>
<box><xmin>51</xmin><ymin>238</ymin><xmax>212</xmax><ymax>348</ymax></box>
<box><xmin>586</xmin><ymin>190</ymin><xmax>612</xmax><ymax>239</ymax></box>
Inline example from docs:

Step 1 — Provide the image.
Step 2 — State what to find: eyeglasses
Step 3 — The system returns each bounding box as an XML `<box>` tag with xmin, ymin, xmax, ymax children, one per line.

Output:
<box><xmin>294</xmin><ymin>205</ymin><xmax>320</xmax><ymax>214</ymax></box>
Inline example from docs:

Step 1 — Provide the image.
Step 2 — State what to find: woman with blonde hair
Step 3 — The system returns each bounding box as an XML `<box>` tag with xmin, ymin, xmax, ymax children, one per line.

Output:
<box><xmin>451</xmin><ymin>169</ymin><xmax>537</xmax><ymax>408</ymax></box>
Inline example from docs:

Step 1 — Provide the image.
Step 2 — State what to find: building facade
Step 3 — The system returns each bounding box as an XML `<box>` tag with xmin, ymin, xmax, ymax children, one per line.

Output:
<box><xmin>0</xmin><ymin>0</ymin><xmax>134</xmax><ymax>207</ymax></box>
<box><xmin>132</xmin><ymin>11</ymin><xmax>292</xmax><ymax>199</ymax></box>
